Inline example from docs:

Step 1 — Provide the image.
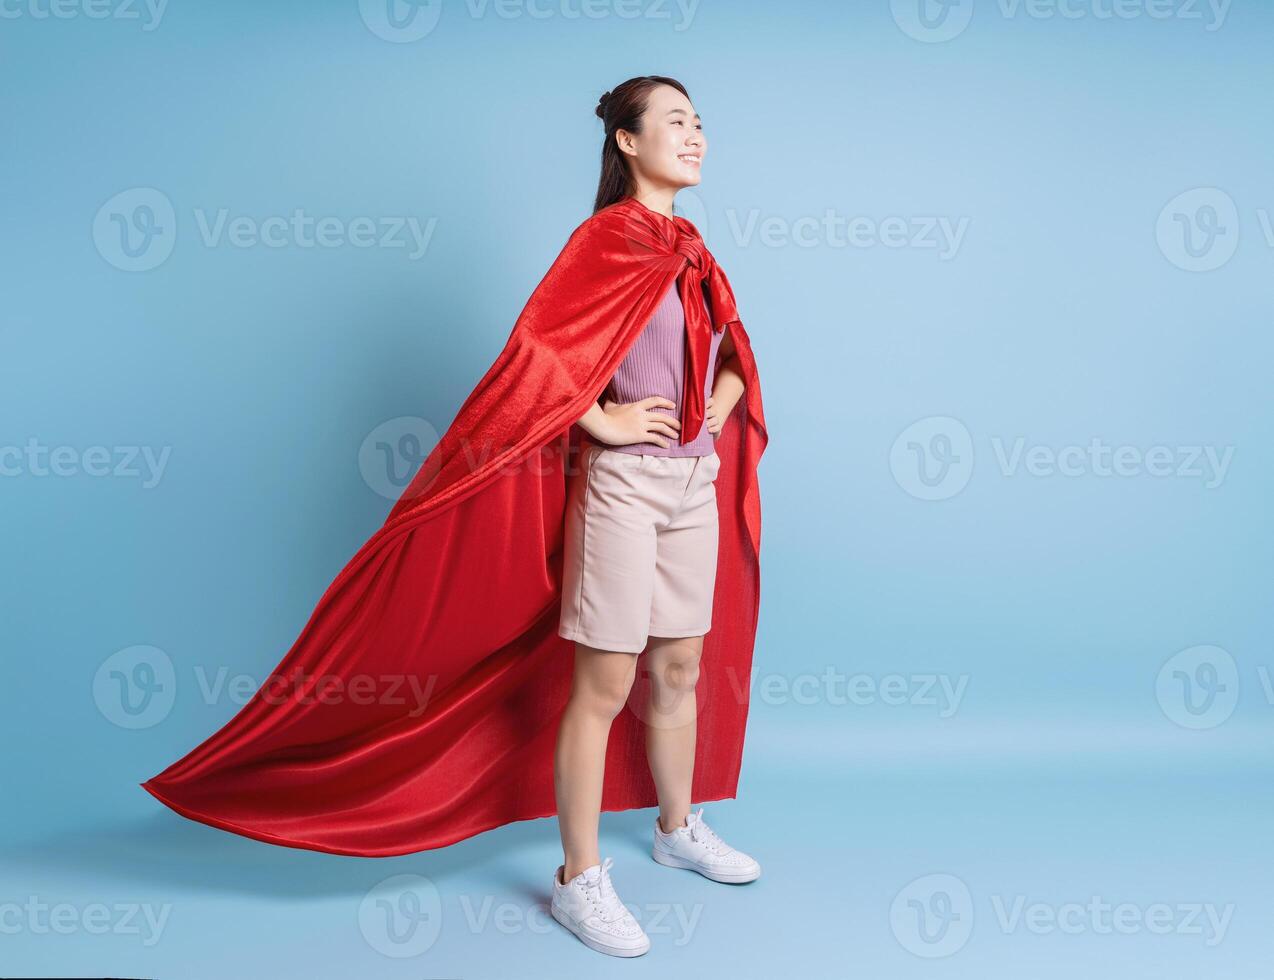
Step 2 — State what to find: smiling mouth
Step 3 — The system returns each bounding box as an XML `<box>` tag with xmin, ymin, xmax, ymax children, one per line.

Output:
<box><xmin>678</xmin><ymin>154</ymin><xmax>701</xmax><ymax>166</ymax></box>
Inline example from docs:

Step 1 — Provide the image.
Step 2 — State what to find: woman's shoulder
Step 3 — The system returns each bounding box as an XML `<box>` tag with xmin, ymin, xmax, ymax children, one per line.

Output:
<box><xmin>565</xmin><ymin>198</ymin><xmax>640</xmax><ymax>241</ymax></box>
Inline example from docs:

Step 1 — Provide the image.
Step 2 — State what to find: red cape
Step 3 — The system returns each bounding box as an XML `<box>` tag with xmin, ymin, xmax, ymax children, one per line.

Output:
<box><xmin>141</xmin><ymin>195</ymin><xmax>769</xmax><ymax>856</ymax></box>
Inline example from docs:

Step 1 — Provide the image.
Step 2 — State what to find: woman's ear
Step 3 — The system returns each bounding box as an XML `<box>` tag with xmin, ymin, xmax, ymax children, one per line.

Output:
<box><xmin>614</xmin><ymin>128</ymin><xmax>638</xmax><ymax>158</ymax></box>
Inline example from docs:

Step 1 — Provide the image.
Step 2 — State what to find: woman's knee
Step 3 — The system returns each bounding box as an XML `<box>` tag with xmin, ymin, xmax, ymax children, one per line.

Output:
<box><xmin>569</xmin><ymin>647</ymin><xmax>638</xmax><ymax>719</ymax></box>
<box><xmin>645</xmin><ymin>637</ymin><xmax>703</xmax><ymax>694</ymax></box>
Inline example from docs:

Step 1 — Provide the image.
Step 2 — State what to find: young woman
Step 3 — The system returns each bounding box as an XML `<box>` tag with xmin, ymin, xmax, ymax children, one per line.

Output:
<box><xmin>142</xmin><ymin>72</ymin><xmax>768</xmax><ymax>962</ymax></box>
<box><xmin>548</xmin><ymin>76</ymin><xmax>760</xmax><ymax>959</ymax></box>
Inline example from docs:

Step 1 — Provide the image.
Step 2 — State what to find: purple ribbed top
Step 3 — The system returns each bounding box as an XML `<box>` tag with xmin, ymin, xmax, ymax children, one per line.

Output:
<box><xmin>602</xmin><ymin>282</ymin><xmax>724</xmax><ymax>458</ymax></box>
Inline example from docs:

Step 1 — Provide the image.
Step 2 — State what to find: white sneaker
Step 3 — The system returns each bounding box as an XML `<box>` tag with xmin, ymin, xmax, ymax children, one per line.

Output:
<box><xmin>550</xmin><ymin>856</ymin><xmax>651</xmax><ymax>957</ymax></box>
<box><xmin>652</xmin><ymin>808</ymin><xmax>761</xmax><ymax>883</ymax></box>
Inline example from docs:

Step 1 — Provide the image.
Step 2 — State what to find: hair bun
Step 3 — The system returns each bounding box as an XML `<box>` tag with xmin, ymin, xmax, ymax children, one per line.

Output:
<box><xmin>595</xmin><ymin>90</ymin><xmax>612</xmax><ymax>120</ymax></box>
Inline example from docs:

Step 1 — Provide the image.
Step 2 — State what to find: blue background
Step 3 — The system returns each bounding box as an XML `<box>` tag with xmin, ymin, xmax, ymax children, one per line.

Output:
<box><xmin>2</xmin><ymin>0</ymin><xmax>1271</xmax><ymax>976</ymax></box>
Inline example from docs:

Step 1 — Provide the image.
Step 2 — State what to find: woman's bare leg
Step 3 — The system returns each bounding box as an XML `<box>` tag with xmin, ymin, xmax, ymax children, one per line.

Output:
<box><xmin>642</xmin><ymin>634</ymin><xmax>703</xmax><ymax>835</ymax></box>
<box><xmin>554</xmin><ymin>641</ymin><xmax>639</xmax><ymax>882</ymax></box>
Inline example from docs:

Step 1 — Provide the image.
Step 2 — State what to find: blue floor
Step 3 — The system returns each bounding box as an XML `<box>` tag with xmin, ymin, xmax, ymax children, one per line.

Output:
<box><xmin>4</xmin><ymin>711</ymin><xmax>1270</xmax><ymax>978</ymax></box>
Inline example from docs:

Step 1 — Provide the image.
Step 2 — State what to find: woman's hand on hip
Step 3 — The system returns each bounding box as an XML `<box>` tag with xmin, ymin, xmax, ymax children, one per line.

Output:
<box><xmin>595</xmin><ymin>396</ymin><xmax>681</xmax><ymax>448</ymax></box>
<box><xmin>704</xmin><ymin>395</ymin><xmax>725</xmax><ymax>436</ymax></box>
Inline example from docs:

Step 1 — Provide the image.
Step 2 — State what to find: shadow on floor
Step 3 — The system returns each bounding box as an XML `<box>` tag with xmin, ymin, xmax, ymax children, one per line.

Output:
<box><xmin>10</xmin><ymin>804</ymin><xmax>663</xmax><ymax>901</ymax></box>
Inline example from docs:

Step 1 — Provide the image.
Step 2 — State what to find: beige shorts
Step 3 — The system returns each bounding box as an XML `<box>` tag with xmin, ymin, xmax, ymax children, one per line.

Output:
<box><xmin>559</xmin><ymin>445</ymin><xmax>721</xmax><ymax>654</ymax></box>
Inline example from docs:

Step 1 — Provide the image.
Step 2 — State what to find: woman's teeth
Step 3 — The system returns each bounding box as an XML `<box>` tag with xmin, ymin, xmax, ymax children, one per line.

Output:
<box><xmin>678</xmin><ymin>155</ymin><xmax>701</xmax><ymax>165</ymax></box>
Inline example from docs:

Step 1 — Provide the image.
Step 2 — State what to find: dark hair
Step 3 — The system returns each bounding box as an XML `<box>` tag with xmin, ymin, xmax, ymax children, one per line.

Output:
<box><xmin>593</xmin><ymin>75</ymin><xmax>691</xmax><ymax>214</ymax></box>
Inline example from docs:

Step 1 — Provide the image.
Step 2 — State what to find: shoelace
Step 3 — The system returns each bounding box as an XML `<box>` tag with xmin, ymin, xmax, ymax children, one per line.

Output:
<box><xmin>685</xmin><ymin>808</ymin><xmax>728</xmax><ymax>854</ymax></box>
<box><xmin>583</xmin><ymin>857</ymin><xmax>628</xmax><ymax>923</ymax></box>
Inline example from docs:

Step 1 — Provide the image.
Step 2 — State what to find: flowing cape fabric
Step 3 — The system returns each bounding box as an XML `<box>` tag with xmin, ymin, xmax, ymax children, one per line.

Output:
<box><xmin>141</xmin><ymin>196</ymin><xmax>769</xmax><ymax>856</ymax></box>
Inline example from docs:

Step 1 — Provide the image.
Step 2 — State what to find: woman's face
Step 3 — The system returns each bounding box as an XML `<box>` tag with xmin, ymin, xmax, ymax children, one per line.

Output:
<box><xmin>618</xmin><ymin>84</ymin><xmax>706</xmax><ymax>190</ymax></box>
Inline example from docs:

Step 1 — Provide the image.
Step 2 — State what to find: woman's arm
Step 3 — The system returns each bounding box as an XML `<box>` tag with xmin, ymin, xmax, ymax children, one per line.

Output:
<box><xmin>579</xmin><ymin>327</ymin><xmax>746</xmax><ymax>445</ymax></box>
<box><xmin>575</xmin><ymin>401</ymin><xmax>615</xmax><ymax>444</ymax></box>
<box><xmin>577</xmin><ymin>396</ymin><xmax>682</xmax><ymax>448</ymax></box>
<box><xmin>705</xmin><ymin>327</ymin><xmax>745</xmax><ymax>435</ymax></box>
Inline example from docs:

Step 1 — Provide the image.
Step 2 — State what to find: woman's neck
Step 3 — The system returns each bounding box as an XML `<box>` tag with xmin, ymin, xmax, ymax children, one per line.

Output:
<box><xmin>630</xmin><ymin>186</ymin><xmax>676</xmax><ymax>220</ymax></box>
